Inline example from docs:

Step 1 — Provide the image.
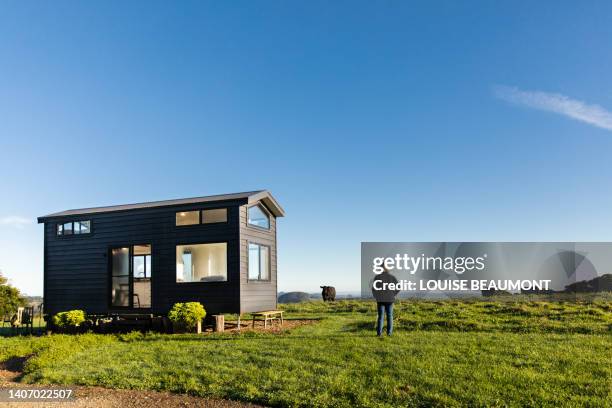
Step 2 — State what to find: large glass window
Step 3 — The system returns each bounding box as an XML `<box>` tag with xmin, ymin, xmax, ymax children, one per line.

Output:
<box><xmin>176</xmin><ymin>211</ymin><xmax>199</xmax><ymax>226</ymax></box>
<box><xmin>247</xmin><ymin>204</ymin><xmax>270</xmax><ymax>229</ymax></box>
<box><xmin>202</xmin><ymin>208</ymin><xmax>227</xmax><ymax>224</ymax></box>
<box><xmin>176</xmin><ymin>243</ymin><xmax>227</xmax><ymax>282</ymax></box>
<box><xmin>248</xmin><ymin>243</ymin><xmax>270</xmax><ymax>281</ymax></box>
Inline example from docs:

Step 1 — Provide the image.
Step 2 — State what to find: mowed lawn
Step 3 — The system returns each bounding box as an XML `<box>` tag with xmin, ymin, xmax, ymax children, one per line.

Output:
<box><xmin>1</xmin><ymin>298</ymin><xmax>611</xmax><ymax>407</ymax></box>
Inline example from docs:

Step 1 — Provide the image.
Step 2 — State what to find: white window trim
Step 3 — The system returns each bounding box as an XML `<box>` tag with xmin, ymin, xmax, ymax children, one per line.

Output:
<box><xmin>247</xmin><ymin>241</ymin><xmax>271</xmax><ymax>282</ymax></box>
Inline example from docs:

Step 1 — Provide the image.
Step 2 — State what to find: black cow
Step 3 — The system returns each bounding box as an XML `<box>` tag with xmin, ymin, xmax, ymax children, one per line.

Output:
<box><xmin>320</xmin><ymin>286</ymin><xmax>336</xmax><ymax>302</ymax></box>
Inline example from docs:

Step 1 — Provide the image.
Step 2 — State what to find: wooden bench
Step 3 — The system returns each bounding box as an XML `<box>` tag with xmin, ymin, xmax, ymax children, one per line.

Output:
<box><xmin>251</xmin><ymin>310</ymin><xmax>283</xmax><ymax>329</ymax></box>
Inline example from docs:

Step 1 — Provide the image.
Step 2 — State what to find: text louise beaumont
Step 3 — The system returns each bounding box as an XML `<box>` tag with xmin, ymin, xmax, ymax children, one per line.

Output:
<box><xmin>373</xmin><ymin>279</ymin><xmax>552</xmax><ymax>292</ymax></box>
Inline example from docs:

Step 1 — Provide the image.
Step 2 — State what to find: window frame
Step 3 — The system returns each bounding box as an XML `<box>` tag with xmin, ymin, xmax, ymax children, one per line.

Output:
<box><xmin>133</xmin><ymin>254</ymin><xmax>151</xmax><ymax>279</ymax></box>
<box><xmin>175</xmin><ymin>207</ymin><xmax>229</xmax><ymax>227</ymax></box>
<box><xmin>56</xmin><ymin>220</ymin><xmax>92</xmax><ymax>237</ymax></box>
<box><xmin>63</xmin><ymin>222</ymin><xmax>73</xmax><ymax>235</ymax></box>
<box><xmin>246</xmin><ymin>204</ymin><xmax>271</xmax><ymax>231</ymax></box>
<box><xmin>201</xmin><ymin>207</ymin><xmax>228</xmax><ymax>224</ymax></box>
<box><xmin>73</xmin><ymin>220</ymin><xmax>91</xmax><ymax>235</ymax></box>
<box><xmin>175</xmin><ymin>210</ymin><xmax>201</xmax><ymax>227</ymax></box>
<box><xmin>175</xmin><ymin>240</ymin><xmax>229</xmax><ymax>284</ymax></box>
<box><xmin>247</xmin><ymin>241</ymin><xmax>271</xmax><ymax>282</ymax></box>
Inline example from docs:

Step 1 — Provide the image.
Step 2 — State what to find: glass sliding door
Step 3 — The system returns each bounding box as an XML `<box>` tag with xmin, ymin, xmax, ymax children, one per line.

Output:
<box><xmin>110</xmin><ymin>244</ymin><xmax>152</xmax><ymax>309</ymax></box>
<box><xmin>111</xmin><ymin>247</ymin><xmax>130</xmax><ymax>307</ymax></box>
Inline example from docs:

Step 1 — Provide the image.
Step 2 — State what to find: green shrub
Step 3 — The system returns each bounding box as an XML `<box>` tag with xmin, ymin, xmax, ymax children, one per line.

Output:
<box><xmin>168</xmin><ymin>302</ymin><xmax>206</xmax><ymax>330</ymax></box>
<box><xmin>52</xmin><ymin>310</ymin><xmax>86</xmax><ymax>328</ymax></box>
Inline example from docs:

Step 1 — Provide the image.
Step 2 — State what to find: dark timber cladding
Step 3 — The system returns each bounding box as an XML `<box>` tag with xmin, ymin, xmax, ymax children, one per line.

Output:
<box><xmin>37</xmin><ymin>190</ymin><xmax>285</xmax><ymax>316</ymax></box>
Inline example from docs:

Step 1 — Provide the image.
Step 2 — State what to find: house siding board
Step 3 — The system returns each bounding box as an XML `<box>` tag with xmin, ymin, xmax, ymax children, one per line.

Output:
<box><xmin>238</xmin><ymin>205</ymin><xmax>278</xmax><ymax>313</ymax></box>
<box><xmin>43</xmin><ymin>200</ymin><xmax>245</xmax><ymax>316</ymax></box>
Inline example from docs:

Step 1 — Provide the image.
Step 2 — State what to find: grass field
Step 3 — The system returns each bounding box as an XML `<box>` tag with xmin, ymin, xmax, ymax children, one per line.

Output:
<box><xmin>1</xmin><ymin>297</ymin><xmax>611</xmax><ymax>407</ymax></box>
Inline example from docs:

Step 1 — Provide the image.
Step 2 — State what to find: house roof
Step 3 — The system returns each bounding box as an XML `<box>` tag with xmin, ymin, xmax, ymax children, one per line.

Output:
<box><xmin>37</xmin><ymin>190</ymin><xmax>285</xmax><ymax>222</ymax></box>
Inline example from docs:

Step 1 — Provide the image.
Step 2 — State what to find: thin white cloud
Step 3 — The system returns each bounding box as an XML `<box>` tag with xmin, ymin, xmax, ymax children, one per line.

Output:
<box><xmin>0</xmin><ymin>216</ymin><xmax>32</xmax><ymax>229</ymax></box>
<box><xmin>494</xmin><ymin>85</ymin><xmax>612</xmax><ymax>131</ymax></box>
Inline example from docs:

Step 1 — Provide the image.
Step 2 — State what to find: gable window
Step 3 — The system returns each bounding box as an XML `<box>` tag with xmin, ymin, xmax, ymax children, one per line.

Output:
<box><xmin>176</xmin><ymin>211</ymin><xmax>199</xmax><ymax>226</ymax></box>
<box><xmin>247</xmin><ymin>204</ymin><xmax>270</xmax><ymax>229</ymax></box>
<box><xmin>202</xmin><ymin>208</ymin><xmax>227</xmax><ymax>224</ymax></box>
<box><xmin>248</xmin><ymin>243</ymin><xmax>270</xmax><ymax>281</ymax></box>
<box><xmin>176</xmin><ymin>242</ymin><xmax>227</xmax><ymax>282</ymax></box>
<box><xmin>57</xmin><ymin>220</ymin><xmax>91</xmax><ymax>236</ymax></box>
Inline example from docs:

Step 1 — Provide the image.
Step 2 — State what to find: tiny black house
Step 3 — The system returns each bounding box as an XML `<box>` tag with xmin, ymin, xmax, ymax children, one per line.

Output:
<box><xmin>37</xmin><ymin>190</ymin><xmax>284</xmax><ymax>316</ymax></box>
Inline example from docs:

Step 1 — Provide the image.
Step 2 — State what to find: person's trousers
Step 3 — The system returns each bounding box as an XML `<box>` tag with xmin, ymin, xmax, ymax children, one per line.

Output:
<box><xmin>376</xmin><ymin>302</ymin><xmax>393</xmax><ymax>336</ymax></box>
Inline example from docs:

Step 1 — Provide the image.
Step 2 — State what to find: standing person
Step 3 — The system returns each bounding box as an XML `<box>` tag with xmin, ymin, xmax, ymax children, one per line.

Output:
<box><xmin>371</xmin><ymin>267</ymin><xmax>400</xmax><ymax>336</ymax></box>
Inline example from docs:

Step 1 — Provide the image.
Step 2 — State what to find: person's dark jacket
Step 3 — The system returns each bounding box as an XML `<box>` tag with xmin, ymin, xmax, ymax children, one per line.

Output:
<box><xmin>371</xmin><ymin>271</ymin><xmax>400</xmax><ymax>303</ymax></box>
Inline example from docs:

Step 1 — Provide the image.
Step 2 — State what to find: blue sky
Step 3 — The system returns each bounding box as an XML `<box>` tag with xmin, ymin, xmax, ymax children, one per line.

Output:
<box><xmin>2</xmin><ymin>1</ymin><xmax>612</xmax><ymax>296</ymax></box>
